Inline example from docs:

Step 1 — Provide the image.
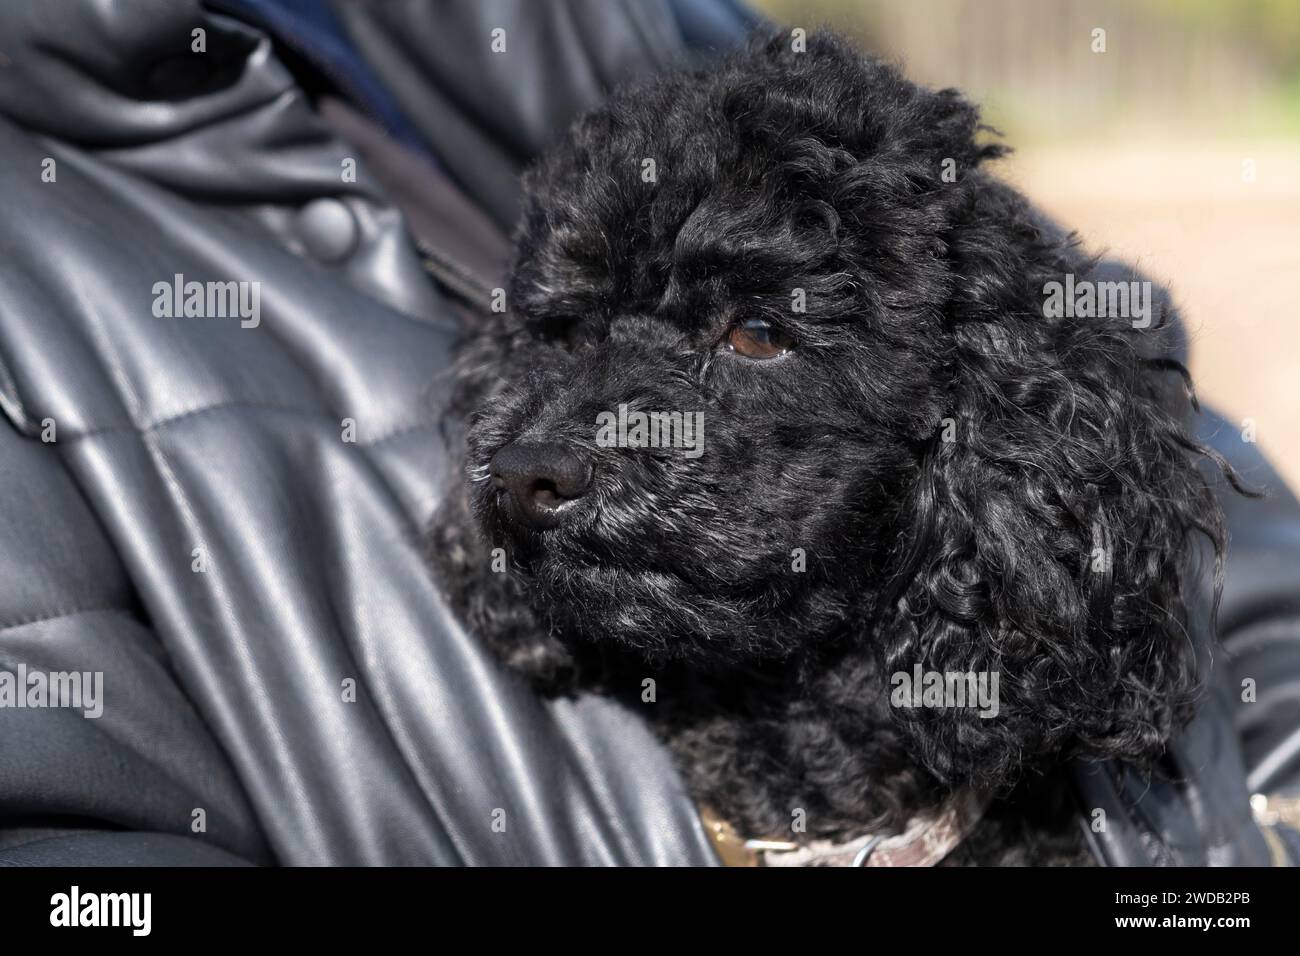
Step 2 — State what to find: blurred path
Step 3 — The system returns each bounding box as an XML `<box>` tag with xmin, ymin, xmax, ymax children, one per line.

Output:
<box><xmin>1005</xmin><ymin>142</ymin><xmax>1300</xmax><ymax>488</ymax></box>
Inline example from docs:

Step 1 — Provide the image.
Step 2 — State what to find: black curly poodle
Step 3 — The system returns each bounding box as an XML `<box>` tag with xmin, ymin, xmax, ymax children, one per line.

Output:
<box><xmin>431</xmin><ymin>30</ymin><xmax>1246</xmax><ymax>865</ymax></box>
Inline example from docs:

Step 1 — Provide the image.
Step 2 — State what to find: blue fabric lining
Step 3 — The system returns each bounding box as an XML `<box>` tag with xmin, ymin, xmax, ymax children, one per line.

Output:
<box><xmin>205</xmin><ymin>0</ymin><xmax>431</xmax><ymax>157</ymax></box>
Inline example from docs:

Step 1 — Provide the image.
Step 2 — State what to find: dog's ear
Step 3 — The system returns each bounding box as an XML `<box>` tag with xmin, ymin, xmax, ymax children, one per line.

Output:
<box><xmin>876</xmin><ymin>179</ymin><xmax>1232</xmax><ymax>794</ymax></box>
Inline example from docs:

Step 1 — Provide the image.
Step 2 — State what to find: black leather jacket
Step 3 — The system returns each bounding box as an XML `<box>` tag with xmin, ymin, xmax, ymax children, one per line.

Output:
<box><xmin>0</xmin><ymin>0</ymin><xmax>1295</xmax><ymax>866</ymax></box>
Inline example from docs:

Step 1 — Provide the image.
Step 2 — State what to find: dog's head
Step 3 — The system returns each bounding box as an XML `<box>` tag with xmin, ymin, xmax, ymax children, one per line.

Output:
<box><xmin>462</xmin><ymin>32</ymin><xmax>1225</xmax><ymax>785</ymax></box>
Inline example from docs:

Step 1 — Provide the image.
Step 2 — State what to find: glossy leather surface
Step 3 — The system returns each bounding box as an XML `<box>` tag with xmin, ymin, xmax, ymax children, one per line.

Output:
<box><xmin>0</xmin><ymin>0</ymin><xmax>716</xmax><ymax>866</ymax></box>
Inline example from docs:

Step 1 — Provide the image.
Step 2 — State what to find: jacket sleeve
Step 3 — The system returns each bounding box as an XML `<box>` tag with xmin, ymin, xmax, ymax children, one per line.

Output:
<box><xmin>0</xmin><ymin>0</ymin><xmax>721</xmax><ymax>865</ymax></box>
<box><xmin>1201</xmin><ymin>411</ymin><xmax>1300</xmax><ymax>801</ymax></box>
<box><xmin>327</xmin><ymin>0</ymin><xmax>753</xmax><ymax>231</ymax></box>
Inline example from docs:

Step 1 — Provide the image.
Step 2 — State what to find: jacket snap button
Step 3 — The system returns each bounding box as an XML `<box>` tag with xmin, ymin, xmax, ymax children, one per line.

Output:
<box><xmin>296</xmin><ymin>198</ymin><xmax>358</xmax><ymax>263</ymax></box>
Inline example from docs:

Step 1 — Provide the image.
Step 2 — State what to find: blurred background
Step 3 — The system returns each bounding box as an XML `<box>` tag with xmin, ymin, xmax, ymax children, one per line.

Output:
<box><xmin>755</xmin><ymin>0</ymin><xmax>1300</xmax><ymax>486</ymax></box>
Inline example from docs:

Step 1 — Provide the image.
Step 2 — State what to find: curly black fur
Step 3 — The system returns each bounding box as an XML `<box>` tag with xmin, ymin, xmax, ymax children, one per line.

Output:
<box><xmin>430</xmin><ymin>31</ymin><xmax>1245</xmax><ymax>865</ymax></box>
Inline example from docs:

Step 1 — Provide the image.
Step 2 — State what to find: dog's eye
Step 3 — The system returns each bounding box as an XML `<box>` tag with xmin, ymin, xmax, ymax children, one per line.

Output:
<box><xmin>725</xmin><ymin>318</ymin><xmax>793</xmax><ymax>360</ymax></box>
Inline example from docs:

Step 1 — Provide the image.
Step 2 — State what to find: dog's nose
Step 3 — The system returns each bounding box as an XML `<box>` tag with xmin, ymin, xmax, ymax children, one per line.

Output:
<box><xmin>490</xmin><ymin>441</ymin><xmax>591</xmax><ymax>528</ymax></box>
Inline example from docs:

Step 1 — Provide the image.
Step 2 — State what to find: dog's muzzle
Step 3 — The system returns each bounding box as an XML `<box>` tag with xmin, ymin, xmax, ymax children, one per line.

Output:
<box><xmin>490</xmin><ymin>441</ymin><xmax>592</xmax><ymax>529</ymax></box>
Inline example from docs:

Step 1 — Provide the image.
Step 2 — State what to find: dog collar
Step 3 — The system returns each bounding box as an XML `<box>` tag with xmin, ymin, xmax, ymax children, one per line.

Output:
<box><xmin>700</xmin><ymin>791</ymin><xmax>987</xmax><ymax>867</ymax></box>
